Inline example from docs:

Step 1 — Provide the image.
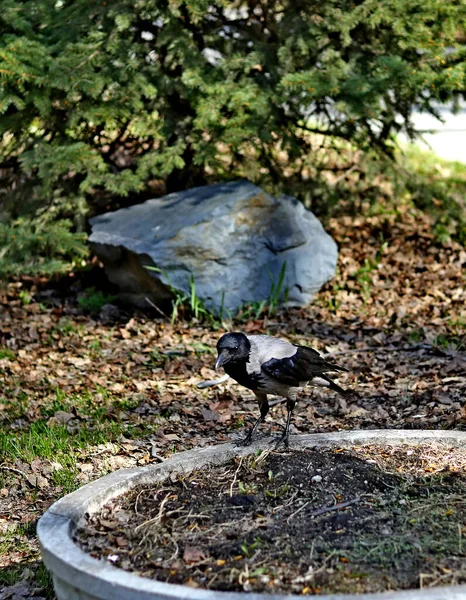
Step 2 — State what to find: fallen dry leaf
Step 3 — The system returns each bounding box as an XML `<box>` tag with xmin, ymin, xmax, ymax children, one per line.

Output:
<box><xmin>183</xmin><ymin>546</ymin><xmax>207</xmax><ymax>564</ymax></box>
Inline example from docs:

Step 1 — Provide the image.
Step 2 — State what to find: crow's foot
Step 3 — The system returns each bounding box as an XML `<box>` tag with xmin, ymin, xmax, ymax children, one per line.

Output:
<box><xmin>271</xmin><ymin>427</ymin><xmax>290</xmax><ymax>449</ymax></box>
<box><xmin>235</xmin><ymin>433</ymin><xmax>254</xmax><ymax>447</ymax></box>
<box><xmin>273</xmin><ymin>437</ymin><xmax>289</xmax><ymax>450</ymax></box>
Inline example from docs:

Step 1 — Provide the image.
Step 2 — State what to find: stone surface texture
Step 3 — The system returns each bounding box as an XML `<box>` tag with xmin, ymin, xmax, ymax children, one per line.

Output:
<box><xmin>89</xmin><ymin>180</ymin><xmax>338</xmax><ymax>313</ymax></box>
<box><xmin>38</xmin><ymin>430</ymin><xmax>466</xmax><ymax>600</ymax></box>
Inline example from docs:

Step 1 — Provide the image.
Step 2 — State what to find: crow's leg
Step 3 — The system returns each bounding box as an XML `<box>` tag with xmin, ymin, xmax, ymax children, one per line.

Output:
<box><xmin>274</xmin><ymin>398</ymin><xmax>296</xmax><ymax>448</ymax></box>
<box><xmin>237</xmin><ymin>393</ymin><xmax>269</xmax><ymax>446</ymax></box>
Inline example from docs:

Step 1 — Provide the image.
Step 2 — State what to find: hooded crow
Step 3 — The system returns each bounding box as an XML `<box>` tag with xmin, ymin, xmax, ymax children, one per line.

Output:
<box><xmin>215</xmin><ymin>332</ymin><xmax>350</xmax><ymax>447</ymax></box>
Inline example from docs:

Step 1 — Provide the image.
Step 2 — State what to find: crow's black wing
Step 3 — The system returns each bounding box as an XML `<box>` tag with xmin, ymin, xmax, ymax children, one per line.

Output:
<box><xmin>261</xmin><ymin>345</ymin><xmax>348</xmax><ymax>391</ymax></box>
<box><xmin>260</xmin><ymin>356</ymin><xmax>302</xmax><ymax>386</ymax></box>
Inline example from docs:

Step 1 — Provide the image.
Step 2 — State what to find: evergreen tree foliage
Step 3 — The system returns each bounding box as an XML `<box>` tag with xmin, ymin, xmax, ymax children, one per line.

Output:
<box><xmin>0</xmin><ymin>218</ymin><xmax>88</xmax><ymax>277</ymax></box>
<box><xmin>0</xmin><ymin>0</ymin><xmax>465</xmax><ymax>259</ymax></box>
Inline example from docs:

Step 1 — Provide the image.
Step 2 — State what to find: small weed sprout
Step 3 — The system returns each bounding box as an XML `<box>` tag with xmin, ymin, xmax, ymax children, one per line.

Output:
<box><xmin>145</xmin><ymin>265</ymin><xmax>222</xmax><ymax>324</ymax></box>
<box><xmin>268</xmin><ymin>261</ymin><xmax>288</xmax><ymax>315</ymax></box>
<box><xmin>240</xmin><ymin>537</ymin><xmax>262</xmax><ymax>558</ymax></box>
<box><xmin>18</xmin><ymin>290</ymin><xmax>33</xmax><ymax>306</ymax></box>
<box><xmin>236</xmin><ymin>262</ymin><xmax>289</xmax><ymax>320</ymax></box>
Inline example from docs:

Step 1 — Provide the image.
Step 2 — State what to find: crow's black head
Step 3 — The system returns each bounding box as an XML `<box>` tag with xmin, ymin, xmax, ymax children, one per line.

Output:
<box><xmin>215</xmin><ymin>332</ymin><xmax>250</xmax><ymax>370</ymax></box>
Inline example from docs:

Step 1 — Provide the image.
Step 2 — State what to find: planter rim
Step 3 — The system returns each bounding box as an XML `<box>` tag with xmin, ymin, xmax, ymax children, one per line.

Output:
<box><xmin>38</xmin><ymin>429</ymin><xmax>466</xmax><ymax>600</ymax></box>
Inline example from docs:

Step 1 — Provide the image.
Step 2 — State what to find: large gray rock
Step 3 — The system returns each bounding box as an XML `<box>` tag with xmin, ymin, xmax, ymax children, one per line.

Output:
<box><xmin>89</xmin><ymin>180</ymin><xmax>338</xmax><ymax>314</ymax></box>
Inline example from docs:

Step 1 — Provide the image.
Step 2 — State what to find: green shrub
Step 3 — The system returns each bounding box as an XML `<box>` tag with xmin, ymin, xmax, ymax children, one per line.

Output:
<box><xmin>0</xmin><ymin>218</ymin><xmax>88</xmax><ymax>278</ymax></box>
<box><xmin>0</xmin><ymin>0</ymin><xmax>464</xmax><ymax>221</ymax></box>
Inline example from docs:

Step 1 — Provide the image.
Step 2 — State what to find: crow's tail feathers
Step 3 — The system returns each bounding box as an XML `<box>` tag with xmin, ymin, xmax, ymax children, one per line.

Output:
<box><xmin>320</xmin><ymin>374</ymin><xmax>352</xmax><ymax>396</ymax></box>
<box><xmin>295</xmin><ymin>346</ymin><xmax>349</xmax><ymax>373</ymax></box>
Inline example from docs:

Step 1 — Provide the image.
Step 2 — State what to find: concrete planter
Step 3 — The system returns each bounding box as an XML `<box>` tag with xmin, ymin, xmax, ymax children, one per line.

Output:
<box><xmin>38</xmin><ymin>430</ymin><xmax>466</xmax><ymax>600</ymax></box>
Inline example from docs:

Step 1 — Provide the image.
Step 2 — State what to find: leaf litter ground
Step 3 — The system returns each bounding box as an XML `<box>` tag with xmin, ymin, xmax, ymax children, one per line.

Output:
<box><xmin>75</xmin><ymin>445</ymin><xmax>466</xmax><ymax>595</ymax></box>
<box><xmin>0</xmin><ymin>203</ymin><xmax>465</xmax><ymax>597</ymax></box>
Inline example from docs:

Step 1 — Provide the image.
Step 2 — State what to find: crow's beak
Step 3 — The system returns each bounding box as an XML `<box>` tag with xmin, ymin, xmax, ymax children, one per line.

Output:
<box><xmin>215</xmin><ymin>351</ymin><xmax>228</xmax><ymax>371</ymax></box>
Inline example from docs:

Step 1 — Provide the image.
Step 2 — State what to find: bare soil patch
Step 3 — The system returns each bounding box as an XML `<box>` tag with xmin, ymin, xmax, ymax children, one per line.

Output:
<box><xmin>76</xmin><ymin>444</ymin><xmax>466</xmax><ymax>595</ymax></box>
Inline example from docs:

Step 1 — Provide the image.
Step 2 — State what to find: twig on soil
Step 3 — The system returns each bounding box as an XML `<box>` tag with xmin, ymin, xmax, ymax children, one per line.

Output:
<box><xmin>309</xmin><ymin>496</ymin><xmax>361</xmax><ymax>518</ymax></box>
<box><xmin>135</xmin><ymin>491</ymin><xmax>174</xmax><ymax>532</ymax></box>
<box><xmin>0</xmin><ymin>465</ymin><xmax>30</xmax><ymax>481</ymax></box>
<box><xmin>196</xmin><ymin>374</ymin><xmax>230</xmax><ymax>389</ymax></box>
<box><xmin>196</xmin><ymin>516</ymin><xmax>249</xmax><ymax>537</ymax></box>
<box><xmin>273</xmin><ymin>489</ymin><xmax>300</xmax><ymax>514</ymax></box>
<box><xmin>207</xmin><ymin>572</ymin><xmax>220</xmax><ymax>589</ymax></box>
<box><xmin>420</xmin><ymin>570</ymin><xmax>461</xmax><ymax>589</ymax></box>
<box><xmin>164</xmin><ymin>538</ymin><xmax>179</xmax><ymax>564</ymax></box>
<box><xmin>230</xmin><ymin>457</ymin><xmax>244</xmax><ymax>497</ymax></box>
<box><xmin>286</xmin><ymin>500</ymin><xmax>311</xmax><ymax>524</ymax></box>
<box><xmin>134</xmin><ymin>489</ymin><xmax>147</xmax><ymax>516</ymax></box>
<box><xmin>144</xmin><ymin>296</ymin><xmax>171</xmax><ymax>321</ymax></box>
<box><xmin>135</xmin><ymin>487</ymin><xmax>172</xmax><ymax>517</ymax></box>
<box><xmin>288</xmin><ymin>496</ymin><xmax>362</xmax><ymax>524</ymax></box>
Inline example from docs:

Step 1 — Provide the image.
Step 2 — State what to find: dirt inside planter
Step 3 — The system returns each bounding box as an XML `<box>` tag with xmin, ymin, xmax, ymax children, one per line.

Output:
<box><xmin>75</xmin><ymin>444</ymin><xmax>466</xmax><ymax>595</ymax></box>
